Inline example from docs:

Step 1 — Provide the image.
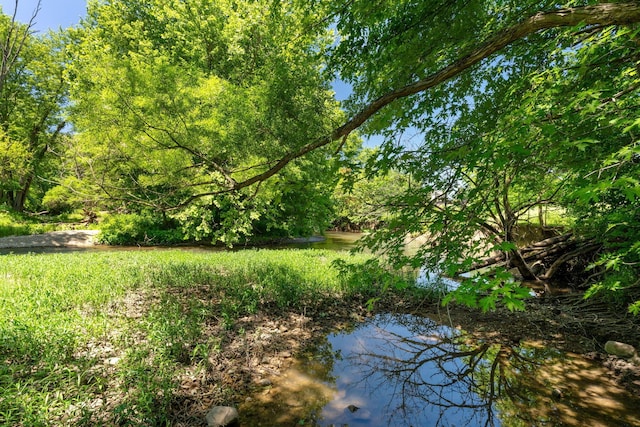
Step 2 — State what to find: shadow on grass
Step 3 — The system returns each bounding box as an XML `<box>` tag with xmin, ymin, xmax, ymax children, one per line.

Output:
<box><xmin>0</xmin><ymin>249</ymin><xmax>420</xmax><ymax>426</ymax></box>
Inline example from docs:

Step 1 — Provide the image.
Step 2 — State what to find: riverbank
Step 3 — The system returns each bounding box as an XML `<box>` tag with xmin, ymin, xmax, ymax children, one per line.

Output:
<box><xmin>0</xmin><ymin>248</ymin><xmax>416</xmax><ymax>425</ymax></box>
<box><xmin>2</xmin><ymin>242</ymin><xmax>639</xmax><ymax>425</ymax></box>
<box><xmin>0</xmin><ymin>229</ymin><xmax>99</xmax><ymax>248</ymax></box>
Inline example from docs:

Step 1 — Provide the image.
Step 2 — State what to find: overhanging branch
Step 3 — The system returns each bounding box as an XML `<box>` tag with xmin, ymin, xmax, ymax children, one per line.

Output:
<box><xmin>230</xmin><ymin>2</ymin><xmax>640</xmax><ymax>192</ymax></box>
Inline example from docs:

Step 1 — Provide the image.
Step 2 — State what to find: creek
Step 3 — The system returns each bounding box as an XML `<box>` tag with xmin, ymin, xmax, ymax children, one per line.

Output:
<box><xmin>255</xmin><ymin>232</ymin><xmax>640</xmax><ymax>426</ymax></box>
<box><xmin>3</xmin><ymin>231</ymin><xmax>639</xmax><ymax>425</ymax></box>
<box><xmin>240</xmin><ymin>312</ymin><xmax>640</xmax><ymax>426</ymax></box>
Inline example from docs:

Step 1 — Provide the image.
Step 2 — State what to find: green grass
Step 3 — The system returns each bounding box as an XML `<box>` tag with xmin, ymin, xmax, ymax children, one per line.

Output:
<box><xmin>0</xmin><ymin>248</ymin><xmax>416</xmax><ymax>425</ymax></box>
<box><xmin>0</xmin><ymin>209</ymin><xmax>88</xmax><ymax>238</ymax></box>
<box><xmin>517</xmin><ymin>206</ymin><xmax>574</xmax><ymax>228</ymax></box>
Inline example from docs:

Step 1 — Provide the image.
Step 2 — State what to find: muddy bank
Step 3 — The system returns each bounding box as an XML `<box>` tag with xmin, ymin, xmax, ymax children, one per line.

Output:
<box><xmin>157</xmin><ymin>292</ymin><xmax>640</xmax><ymax>425</ymax></box>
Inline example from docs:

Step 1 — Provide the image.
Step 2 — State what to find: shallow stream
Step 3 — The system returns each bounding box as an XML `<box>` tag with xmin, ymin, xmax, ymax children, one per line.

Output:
<box><xmin>241</xmin><ymin>313</ymin><xmax>640</xmax><ymax>426</ymax></box>
<box><xmin>3</xmin><ymin>231</ymin><xmax>639</xmax><ymax>424</ymax></box>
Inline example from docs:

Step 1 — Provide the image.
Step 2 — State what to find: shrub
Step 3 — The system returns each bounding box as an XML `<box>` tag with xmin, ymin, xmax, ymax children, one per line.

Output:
<box><xmin>42</xmin><ymin>185</ymin><xmax>84</xmax><ymax>214</ymax></box>
<box><xmin>98</xmin><ymin>213</ymin><xmax>184</xmax><ymax>245</ymax></box>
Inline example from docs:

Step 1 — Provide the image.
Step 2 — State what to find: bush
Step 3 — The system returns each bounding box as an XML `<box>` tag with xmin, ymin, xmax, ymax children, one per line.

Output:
<box><xmin>42</xmin><ymin>185</ymin><xmax>83</xmax><ymax>214</ymax></box>
<box><xmin>98</xmin><ymin>213</ymin><xmax>184</xmax><ymax>245</ymax></box>
<box><xmin>0</xmin><ymin>207</ymin><xmax>60</xmax><ymax>237</ymax></box>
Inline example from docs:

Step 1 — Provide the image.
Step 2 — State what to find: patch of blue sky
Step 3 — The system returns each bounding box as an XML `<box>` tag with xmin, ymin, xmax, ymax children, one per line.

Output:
<box><xmin>0</xmin><ymin>0</ymin><xmax>87</xmax><ymax>33</ymax></box>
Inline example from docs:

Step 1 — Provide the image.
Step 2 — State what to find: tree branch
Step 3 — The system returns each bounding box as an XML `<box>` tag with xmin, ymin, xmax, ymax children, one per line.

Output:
<box><xmin>230</xmin><ymin>2</ymin><xmax>640</xmax><ymax>192</ymax></box>
<box><xmin>0</xmin><ymin>0</ymin><xmax>40</xmax><ymax>94</ymax></box>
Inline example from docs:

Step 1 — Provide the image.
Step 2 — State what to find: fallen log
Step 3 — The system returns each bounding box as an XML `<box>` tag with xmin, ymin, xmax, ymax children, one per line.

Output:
<box><xmin>530</xmin><ymin>232</ymin><xmax>573</xmax><ymax>248</ymax></box>
<box><xmin>540</xmin><ymin>242</ymin><xmax>602</xmax><ymax>280</ymax></box>
<box><xmin>460</xmin><ymin>233</ymin><xmax>600</xmax><ymax>285</ymax></box>
<box><xmin>465</xmin><ymin>235</ymin><xmax>575</xmax><ymax>273</ymax></box>
<box><xmin>523</xmin><ymin>239</ymin><xmax>576</xmax><ymax>261</ymax></box>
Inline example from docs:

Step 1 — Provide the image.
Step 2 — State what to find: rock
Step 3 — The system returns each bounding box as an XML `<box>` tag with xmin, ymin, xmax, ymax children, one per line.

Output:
<box><xmin>105</xmin><ymin>357</ymin><xmax>120</xmax><ymax>365</ymax></box>
<box><xmin>206</xmin><ymin>406</ymin><xmax>239</xmax><ymax>427</ymax></box>
<box><xmin>256</xmin><ymin>378</ymin><xmax>272</xmax><ymax>386</ymax></box>
<box><xmin>551</xmin><ymin>388</ymin><xmax>564</xmax><ymax>400</ymax></box>
<box><xmin>604</xmin><ymin>341</ymin><xmax>637</xmax><ymax>359</ymax></box>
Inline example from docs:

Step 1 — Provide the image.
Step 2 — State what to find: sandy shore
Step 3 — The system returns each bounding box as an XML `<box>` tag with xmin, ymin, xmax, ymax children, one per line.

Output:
<box><xmin>0</xmin><ymin>229</ymin><xmax>100</xmax><ymax>249</ymax></box>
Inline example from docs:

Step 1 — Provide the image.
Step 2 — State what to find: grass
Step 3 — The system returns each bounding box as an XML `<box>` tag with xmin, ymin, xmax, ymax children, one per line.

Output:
<box><xmin>517</xmin><ymin>206</ymin><xmax>574</xmax><ymax>228</ymax></box>
<box><xmin>0</xmin><ymin>248</ymin><xmax>418</xmax><ymax>426</ymax></box>
<box><xmin>0</xmin><ymin>209</ymin><xmax>88</xmax><ymax>238</ymax></box>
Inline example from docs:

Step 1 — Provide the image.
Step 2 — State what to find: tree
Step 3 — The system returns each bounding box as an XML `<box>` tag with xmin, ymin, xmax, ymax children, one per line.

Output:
<box><xmin>219</xmin><ymin>2</ymin><xmax>640</xmax><ymax>194</ymax></box>
<box><xmin>318</xmin><ymin>1</ymin><xmax>640</xmax><ymax>310</ymax></box>
<box><xmin>0</xmin><ymin>3</ymin><xmax>69</xmax><ymax>212</ymax></box>
<box><xmin>332</xmin><ymin>147</ymin><xmax>411</xmax><ymax>231</ymax></box>
<box><xmin>0</xmin><ymin>0</ymin><xmax>39</xmax><ymax>93</ymax></box>
<box><xmin>67</xmin><ymin>0</ymin><xmax>344</xmax><ymax>241</ymax></box>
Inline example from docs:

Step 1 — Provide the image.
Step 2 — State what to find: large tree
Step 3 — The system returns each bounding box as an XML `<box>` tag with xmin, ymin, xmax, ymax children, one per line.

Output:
<box><xmin>0</xmin><ymin>3</ymin><xmax>69</xmax><ymax>212</ymax></box>
<box><xmin>67</xmin><ymin>0</ymin><xmax>346</xmax><ymax>241</ymax></box>
<box><xmin>320</xmin><ymin>1</ymin><xmax>640</xmax><ymax>310</ymax></box>
<box><xmin>216</xmin><ymin>2</ymin><xmax>640</xmax><ymax>191</ymax></box>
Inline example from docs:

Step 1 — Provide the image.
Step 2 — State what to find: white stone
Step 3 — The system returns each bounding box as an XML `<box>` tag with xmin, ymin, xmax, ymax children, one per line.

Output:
<box><xmin>604</xmin><ymin>341</ymin><xmax>637</xmax><ymax>359</ymax></box>
<box><xmin>206</xmin><ymin>406</ymin><xmax>239</xmax><ymax>427</ymax></box>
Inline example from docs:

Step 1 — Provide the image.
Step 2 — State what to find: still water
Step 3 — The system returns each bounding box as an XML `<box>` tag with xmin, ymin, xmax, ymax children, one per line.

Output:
<box><xmin>3</xmin><ymin>231</ymin><xmax>639</xmax><ymax>424</ymax></box>
<box><xmin>0</xmin><ymin>231</ymin><xmax>362</xmax><ymax>255</ymax></box>
<box><xmin>242</xmin><ymin>313</ymin><xmax>640</xmax><ymax>426</ymax></box>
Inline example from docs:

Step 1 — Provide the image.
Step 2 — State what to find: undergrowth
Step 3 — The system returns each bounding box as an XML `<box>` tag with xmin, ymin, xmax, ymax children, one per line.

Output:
<box><xmin>0</xmin><ymin>248</ymin><xmax>418</xmax><ymax>425</ymax></box>
<box><xmin>0</xmin><ymin>208</ymin><xmax>87</xmax><ymax>238</ymax></box>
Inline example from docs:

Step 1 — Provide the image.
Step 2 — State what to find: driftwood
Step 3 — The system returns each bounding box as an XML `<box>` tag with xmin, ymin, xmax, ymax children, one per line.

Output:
<box><xmin>462</xmin><ymin>232</ymin><xmax>602</xmax><ymax>287</ymax></box>
<box><xmin>529</xmin><ymin>233</ymin><xmax>573</xmax><ymax>248</ymax></box>
<box><xmin>540</xmin><ymin>242</ymin><xmax>602</xmax><ymax>281</ymax></box>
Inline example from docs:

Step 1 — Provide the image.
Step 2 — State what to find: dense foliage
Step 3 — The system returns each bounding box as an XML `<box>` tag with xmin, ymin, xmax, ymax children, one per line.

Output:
<box><xmin>61</xmin><ymin>0</ymin><xmax>345</xmax><ymax>242</ymax></box>
<box><xmin>327</xmin><ymin>1</ymin><xmax>640</xmax><ymax>311</ymax></box>
<box><xmin>1</xmin><ymin>0</ymin><xmax>639</xmax><ymax>310</ymax></box>
<box><xmin>332</xmin><ymin>147</ymin><xmax>411</xmax><ymax>231</ymax></box>
<box><xmin>0</xmin><ymin>10</ymin><xmax>69</xmax><ymax>212</ymax></box>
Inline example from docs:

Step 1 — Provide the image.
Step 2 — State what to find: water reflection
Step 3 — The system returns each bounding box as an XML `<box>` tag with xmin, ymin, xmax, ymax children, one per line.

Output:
<box><xmin>416</xmin><ymin>269</ymin><xmax>460</xmax><ymax>292</ymax></box>
<box><xmin>0</xmin><ymin>231</ymin><xmax>364</xmax><ymax>255</ymax></box>
<box><xmin>289</xmin><ymin>231</ymin><xmax>364</xmax><ymax>251</ymax></box>
<box><xmin>249</xmin><ymin>313</ymin><xmax>640</xmax><ymax>426</ymax></box>
<box><xmin>313</xmin><ymin>314</ymin><xmax>508</xmax><ymax>426</ymax></box>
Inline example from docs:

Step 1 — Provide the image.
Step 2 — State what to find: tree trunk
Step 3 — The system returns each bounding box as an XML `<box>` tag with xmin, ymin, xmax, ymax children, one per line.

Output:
<box><xmin>11</xmin><ymin>121</ymin><xmax>65</xmax><ymax>212</ymax></box>
<box><xmin>538</xmin><ymin>205</ymin><xmax>545</xmax><ymax>228</ymax></box>
<box><xmin>509</xmin><ymin>248</ymin><xmax>539</xmax><ymax>281</ymax></box>
<box><xmin>11</xmin><ymin>174</ymin><xmax>33</xmax><ymax>212</ymax></box>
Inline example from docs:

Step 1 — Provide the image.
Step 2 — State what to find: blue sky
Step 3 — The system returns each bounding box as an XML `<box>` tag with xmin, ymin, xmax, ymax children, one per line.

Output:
<box><xmin>0</xmin><ymin>0</ymin><xmax>86</xmax><ymax>32</ymax></box>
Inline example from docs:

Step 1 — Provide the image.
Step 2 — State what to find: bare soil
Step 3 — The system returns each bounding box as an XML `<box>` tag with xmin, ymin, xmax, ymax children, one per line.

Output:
<box><xmin>0</xmin><ymin>229</ymin><xmax>99</xmax><ymax>248</ymax></box>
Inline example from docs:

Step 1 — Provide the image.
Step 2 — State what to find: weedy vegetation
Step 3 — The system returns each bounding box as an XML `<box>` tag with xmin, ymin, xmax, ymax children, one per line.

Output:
<box><xmin>0</xmin><ymin>209</ymin><xmax>89</xmax><ymax>238</ymax></box>
<box><xmin>0</xmin><ymin>248</ymin><xmax>418</xmax><ymax>425</ymax></box>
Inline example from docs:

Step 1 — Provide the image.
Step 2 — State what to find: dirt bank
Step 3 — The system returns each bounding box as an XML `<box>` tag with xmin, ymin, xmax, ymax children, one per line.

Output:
<box><xmin>0</xmin><ymin>229</ymin><xmax>99</xmax><ymax>249</ymax></box>
<box><xmin>158</xmin><ymin>292</ymin><xmax>640</xmax><ymax>425</ymax></box>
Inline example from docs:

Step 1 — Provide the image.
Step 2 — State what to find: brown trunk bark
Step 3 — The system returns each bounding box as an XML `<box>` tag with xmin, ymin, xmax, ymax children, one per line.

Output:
<box><xmin>530</xmin><ymin>233</ymin><xmax>573</xmax><ymax>248</ymax></box>
<box><xmin>509</xmin><ymin>248</ymin><xmax>539</xmax><ymax>281</ymax></box>
<box><xmin>11</xmin><ymin>174</ymin><xmax>33</xmax><ymax>212</ymax></box>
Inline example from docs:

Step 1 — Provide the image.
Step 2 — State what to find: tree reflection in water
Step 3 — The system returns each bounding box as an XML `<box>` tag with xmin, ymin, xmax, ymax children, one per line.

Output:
<box><xmin>309</xmin><ymin>313</ymin><xmax>639</xmax><ymax>427</ymax></box>
<box><xmin>315</xmin><ymin>314</ymin><xmax>511</xmax><ymax>426</ymax></box>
